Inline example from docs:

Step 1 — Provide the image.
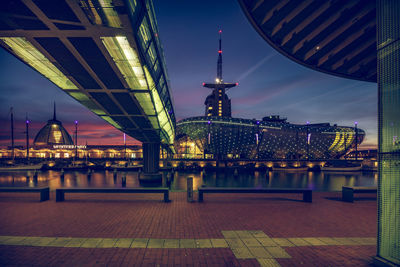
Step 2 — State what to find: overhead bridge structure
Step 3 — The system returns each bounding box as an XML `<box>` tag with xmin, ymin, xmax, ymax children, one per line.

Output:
<box><xmin>239</xmin><ymin>0</ymin><xmax>399</xmax><ymax>265</ymax></box>
<box><xmin>0</xmin><ymin>0</ymin><xmax>175</xmax><ymax>179</ymax></box>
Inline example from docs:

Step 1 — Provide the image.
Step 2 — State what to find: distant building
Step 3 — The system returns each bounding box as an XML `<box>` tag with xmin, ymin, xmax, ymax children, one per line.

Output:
<box><xmin>0</xmin><ymin>104</ymin><xmax>143</xmax><ymax>159</ymax></box>
<box><xmin>203</xmin><ymin>30</ymin><xmax>237</xmax><ymax>117</ymax></box>
<box><xmin>175</xmin><ymin>32</ymin><xmax>365</xmax><ymax>159</ymax></box>
<box><xmin>33</xmin><ymin>104</ymin><xmax>73</xmax><ymax>148</ymax></box>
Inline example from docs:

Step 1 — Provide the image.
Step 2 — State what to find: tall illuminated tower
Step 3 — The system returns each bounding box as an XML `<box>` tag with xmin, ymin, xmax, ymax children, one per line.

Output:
<box><xmin>203</xmin><ymin>30</ymin><xmax>238</xmax><ymax>117</ymax></box>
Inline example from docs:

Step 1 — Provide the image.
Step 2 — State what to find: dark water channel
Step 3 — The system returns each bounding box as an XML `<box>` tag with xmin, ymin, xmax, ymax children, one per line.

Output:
<box><xmin>0</xmin><ymin>169</ymin><xmax>377</xmax><ymax>192</ymax></box>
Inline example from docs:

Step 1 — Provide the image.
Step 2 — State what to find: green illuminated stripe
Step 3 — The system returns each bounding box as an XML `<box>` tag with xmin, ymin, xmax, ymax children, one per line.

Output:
<box><xmin>0</xmin><ymin>37</ymin><xmax>78</xmax><ymax>90</ymax></box>
<box><xmin>101</xmin><ymin>116</ymin><xmax>121</xmax><ymax>129</ymax></box>
<box><xmin>177</xmin><ymin>120</ymin><xmax>281</xmax><ymax>129</ymax></box>
<box><xmin>101</xmin><ymin>36</ymin><xmax>174</xmax><ymax>145</ymax></box>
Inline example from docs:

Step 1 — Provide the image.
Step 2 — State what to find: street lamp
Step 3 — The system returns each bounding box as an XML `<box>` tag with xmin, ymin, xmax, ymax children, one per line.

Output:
<box><xmin>74</xmin><ymin>120</ymin><xmax>78</xmax><ymax>161</ymax></box>
<box><xmin>207</xmin><ymin>121</ymin><xmax>211</xmax><ymax>159</ymax></box>
<box><xmin>26</xmin><ymin>117</ymin><xmax>30</xmax><ymax>160</ymax></box>
<box><xmin>256</xmin><ymin>120</ymin><xmax>260</xmax><ymax>159</ymax></box>
<box><xmin>306</xmin><ymin>121</ymin><xmax>310</xmax><ymax>159</ymax></box>
<box><xmin>123</xmin><ymin>133</ymin><xmax>126</xmax><ymax>159</ymax></box>
<box><xmin>354</xmin><ymin>121</ymin><xmax>358</xmax><ymax>161</ymax></box>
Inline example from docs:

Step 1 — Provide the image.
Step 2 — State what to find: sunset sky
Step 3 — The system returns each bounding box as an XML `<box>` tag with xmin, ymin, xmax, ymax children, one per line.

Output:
<box><xmin>0</xmin><ymin>0</ymin><xmax>377</xmax><ymax>149</ymax></box>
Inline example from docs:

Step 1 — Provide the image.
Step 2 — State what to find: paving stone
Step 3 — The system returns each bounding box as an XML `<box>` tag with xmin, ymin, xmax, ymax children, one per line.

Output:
<box><xmin>114</xmin><ymin>238</ymin><xmax>134</xmax><ymax>248</ymax></box>
<box><xmin>363</xmin><ymin>237</ymin><xmax>377</xmax><ymax>243</ymax></box>
<box><xmin>257</xmin><ymin>258</ymin><xmax>282</xmax><ymax>267</ymax></box>
<box><xmin>31</xmin><ymin>237</ymin><xmax>57</xmax><ymax>247</ymax></box>
<box><xmin>231</xmin><ymin>247</ymin><xmax>253</xmax><ymax>259</ymax></box>
<box><xmin>350</xmin><ymin>237</ymin><xmax>376</xmax><ymax>245</ymax></box>
<box><xmin>288</xmin><ymin>238</ymin><xmax>312</xmax><ymax>246</ymax></box>
<box><xmin>265</xmin><ymin>247</ymin><xmax>291</xmax><ymax>258</ymax></box>
<box><xmin>64</xmin><ymin>238</ymin><xmax>87</xmax><ymax>247</ymax></box>
<box><xmin>195</xmin><ymin>239</ymin><xmax>212</xmax><ymax>248</ymax></box>
<box><xmin>316</xmin><ymin>237</ymin><xmax>341</xmax><ymax>246</ymax></box>
<box><xmin>0</xmin><ymin>236</ymin><xmax>27</xmax><ymax>245</ymax></box>
<box><xmin>81</xmin><ymin>238</ymin><xmax>103</xmax><ymax>248</ymax></box>
<box><xmin>271</xmin><ymin>238</ymin><xmax>295</xmax><ymax>247</ymax></box>
<box><xmin>179</xmin><ymin>239</ymin><xmax>196</xmax><ymax>248</ymax></box>
<box><xmin>248</xmin><ymin>246</ymin><xmax>273</xmax><ymax>258</ymax></box>
<box><xmin>130</xmin><ymin>238</ymin><xmax>148</xmax><ymax>248</ymax></box>
<box><xmin>210</xmin><ymin>239</ymin><xmax>228</xmax><ymax>248</ymax></box>
<box><xmin>249</xmin><ymin>231</ymin><xmax>270</xmax><ymax>238</ymax></box>
<box><xmin>147</xmin><ymin>238</ymin><xmax>164</xmax><ymax>248</ymax></box>
<box><xmin>47</xmin><ymin>238</ymin><xmax>72</xmax><ymax>247</ymax></box>
<box><xmin>242</xmin><ymin>237</ymin><xmax>262</xmax><ymax>247</ymax></box>
<box><xmin>163</xmin><ymin>239</ymin><xmax>179</xmax><ymax>248</ymax></box>
<box><xmin>332</xmin><ymin>237</ymin><xmax>360</xmax><ymax>245</ymax></box>
<box><xmin>19</xmin><ymin>237</ymin><xmax>42</xmax><ymax>246</ymax></box>
<box><xmin>225</xmin><ymin>238</ymin><xmax>245</xmax><ymax>248</ymax></box>
<box><xmin>96</xmin><ymin>238</ymin><xmax>118</xmax><ymax>248</ymax></box>
<box><xmin>256</xmin><ymin>237</ymin><xmax>279</xmax><ymax>247</ymax></box>
<box><xmin>0</xmin><ymin>236</ymin><xmax>14</xmax><ymax>242</ymax></box>
<box><xmin>0</xmin><ymin>191</ymin><xmax>378</xmax><ymax>266</ymax></box>
<box><xmin>302</xmin><ymin>237</ymin><xmax>328</xmax><ymax>246</ymax></box>
<box><xmin>221</xmin><ymin>231</ymin><xmax>238</xmax><ymax>238</ymax></box>
<box><xmin>235</xmin><ymin>230</ymin><xmax>253</xmax><ymax>238</ymax></box>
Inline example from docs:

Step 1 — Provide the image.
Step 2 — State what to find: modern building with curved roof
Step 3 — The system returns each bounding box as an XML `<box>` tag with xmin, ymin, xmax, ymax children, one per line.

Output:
<box><xmin>177</xmin><ymin>116</ymin><xmax>363</xmax><ymax>160</ymax></box>
<box><xmin>33</xmin><ymin>105</ymin><xmax>73</xmax><ymax>148</ymax></box>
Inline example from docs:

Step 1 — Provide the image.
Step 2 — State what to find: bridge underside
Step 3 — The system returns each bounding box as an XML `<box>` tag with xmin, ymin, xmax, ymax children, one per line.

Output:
<box><xmin>0</xmin><ymin>0</ymin><xmax>175</xmax><ymax>150</ymax></box>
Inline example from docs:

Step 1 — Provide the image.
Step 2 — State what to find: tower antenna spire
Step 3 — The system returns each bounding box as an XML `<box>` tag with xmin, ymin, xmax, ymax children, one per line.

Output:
<box><xmin>53</xmin><ymin>102</ymin><xmax>56</xmax><ymax>120</ymax></box>
<box><xmin>217</xmin><ymin>29</ymin><xmax>222</xmax><ymax>81</ymax></box>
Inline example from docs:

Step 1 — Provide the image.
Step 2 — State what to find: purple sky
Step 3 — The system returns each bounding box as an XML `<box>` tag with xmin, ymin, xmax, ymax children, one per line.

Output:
<box><xmin>0</xmin><ymin>0</ymin><xmax>377</xmax><ymax>149</ymax></box>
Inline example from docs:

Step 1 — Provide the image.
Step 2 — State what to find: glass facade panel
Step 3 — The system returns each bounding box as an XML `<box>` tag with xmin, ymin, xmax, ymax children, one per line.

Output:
<box><xmin>138</xmin><ymin>17</ymin><xmax>151</xmax><ymax>50</ymax></box>
<box><xmin>79</xmin><ymin>0</ymin><xmax>122</xmax><ymax>28</ymax></box>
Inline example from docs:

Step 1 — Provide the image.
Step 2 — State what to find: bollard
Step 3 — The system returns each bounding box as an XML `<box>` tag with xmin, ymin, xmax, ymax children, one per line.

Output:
<box><xmin>122</xmin><ymin>175</ymin><xmax>126</xmax><ymax>187</ymax></box>
<box><xmin>166</xmin><ymin>177</ymin><xmax>172</xmax><ymax>188</ymax></box>
<box><xmin>187</xmin><ymin>177</ymin><xmax>193</xmax><ymax>202</ymax></box>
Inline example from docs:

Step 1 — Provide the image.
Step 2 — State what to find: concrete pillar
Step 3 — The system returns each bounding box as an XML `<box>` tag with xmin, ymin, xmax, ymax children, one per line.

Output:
<box><xmin>375</xmin><ymin>1</ymin><xmax>400</xmax><ymax>266</ymax></box>
<box><xmin>140</xmin><ymin>142</ymin><xmax>162</xmax><ymax>183</ymax></box>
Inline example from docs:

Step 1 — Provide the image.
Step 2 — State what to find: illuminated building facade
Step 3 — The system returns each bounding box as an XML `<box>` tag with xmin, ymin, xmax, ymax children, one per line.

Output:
<box><xmin>176</xmin><ymin>31</ymin><xmax>364</xmax><ymax>160</ymax></box>
<box><xmin>0</xmin><ymin>145</ymin><xmax>142</xmax><ymax>160</ymax></box>
<box><xmin>177</xmin><ymin>116</ymin><xmax>364</xmax><ymax>159</ymax></box>
<box><xmin>0</xmin><ymin>106</ymin><xmax>143</xmax><ymax>159</ymax></box>
<box><xmin>34</xmin><ymin>104</ymin><xmax>73</xmax><ymax>147</ymax></box>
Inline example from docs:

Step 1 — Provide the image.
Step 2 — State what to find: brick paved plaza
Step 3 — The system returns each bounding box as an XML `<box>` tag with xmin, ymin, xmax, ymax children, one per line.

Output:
<box><xmin>0</xmin><ymin>191</ymin><xmax>377</xmax><ymax>266</ymax></box>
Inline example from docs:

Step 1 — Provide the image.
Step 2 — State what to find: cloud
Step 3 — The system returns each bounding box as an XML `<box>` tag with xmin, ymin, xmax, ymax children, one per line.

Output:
<box><xmin>236</xmin><ymin>53</ymin><xmax>276</xmax><ymax>81</ymax></box>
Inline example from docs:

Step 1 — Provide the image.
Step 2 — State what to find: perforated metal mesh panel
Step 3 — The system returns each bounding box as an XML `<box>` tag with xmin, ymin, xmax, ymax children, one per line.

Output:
<box><xmin>377</xmin><ymin>0</ymin><xmax>400</xmax><ymax>264</ymax></box>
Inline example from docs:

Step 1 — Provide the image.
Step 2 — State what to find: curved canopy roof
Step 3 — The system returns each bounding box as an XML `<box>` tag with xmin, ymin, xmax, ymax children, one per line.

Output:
<box><xmin>34</xmin><ymin>119</ymin><xmax>73</xmax><ymax>147</ymax></box>
<box><xmin>239</xmin><ymin>0</ymin><xmax>377</xmax><ymax>82</ymax></box>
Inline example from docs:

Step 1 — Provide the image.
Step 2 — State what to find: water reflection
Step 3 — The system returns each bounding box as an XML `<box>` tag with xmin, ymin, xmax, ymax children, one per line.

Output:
<box><xmin>0</xmin><ymin>170</ymin><xmax>377</xmax><ymax>192</ymax></box>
